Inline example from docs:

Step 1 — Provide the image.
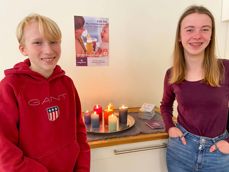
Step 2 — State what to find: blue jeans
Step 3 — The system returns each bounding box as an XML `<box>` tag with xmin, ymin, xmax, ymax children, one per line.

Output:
<box><xmin>167</xmin><ymin>124</ymin><xmax>229</xmax><ymax>172</ymax></box>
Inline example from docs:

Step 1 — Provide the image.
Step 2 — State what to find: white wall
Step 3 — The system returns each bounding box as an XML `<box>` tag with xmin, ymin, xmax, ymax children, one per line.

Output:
<box><xmin>0</xmin><ymin>0</ymin><xmax>228</xmax><ymax>111</ymax></box>
<box><xmin>222</xmin><ymin>0</ymin><xmax>229</xmax><ymax>58</ymax></box>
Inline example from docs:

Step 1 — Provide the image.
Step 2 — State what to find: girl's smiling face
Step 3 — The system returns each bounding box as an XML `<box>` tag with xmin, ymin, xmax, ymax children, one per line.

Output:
<box><xmin>180</xmin><ymin>13</ymin><xmax>212</xmax><ymax>57</ymax></box>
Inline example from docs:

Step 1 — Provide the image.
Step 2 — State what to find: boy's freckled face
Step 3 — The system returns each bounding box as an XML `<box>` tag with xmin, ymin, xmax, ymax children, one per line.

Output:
<box><xmin>19</xmin><ymin>21</ymin><xmax>61</xmax><ymax>77</ymax></box>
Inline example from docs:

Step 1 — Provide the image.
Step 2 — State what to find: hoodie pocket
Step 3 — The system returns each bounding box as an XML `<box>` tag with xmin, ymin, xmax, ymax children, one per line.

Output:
<box><xmin>38</xmin><ymin>141</ymin><xmax>80</xmax><ymax>172</ymax></box>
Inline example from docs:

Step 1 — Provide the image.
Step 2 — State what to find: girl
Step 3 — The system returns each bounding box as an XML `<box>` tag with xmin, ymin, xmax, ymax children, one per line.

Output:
<box><xmin>160</xmin><ymin>5</ymin><xmax>229</xmax><ymax>172</ymax></box>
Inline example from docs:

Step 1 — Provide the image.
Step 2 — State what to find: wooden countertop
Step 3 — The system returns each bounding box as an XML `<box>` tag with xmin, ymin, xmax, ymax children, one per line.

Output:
<box><xmin>88</xmin><ymin>107</ymin><xmax>169</xmax><ymax>149</ymax></box>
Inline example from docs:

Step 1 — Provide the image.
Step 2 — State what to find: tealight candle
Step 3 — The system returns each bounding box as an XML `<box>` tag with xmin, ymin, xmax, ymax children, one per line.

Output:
<box><xmin>119</xmin><ymin>105</ymin><xmax>128</xmax><ymax>124</ymax></box>
<box><xmin>108</xmin><ymin>114</ymin><xmax>117</xmax><ymax>132</ymax></box>
<box><xmin>104</xmin><ymin>104</ymin><xmax>114</xmax><ymax>125</ymax></box>
<box><xmin>84</xmin><ymin>110</ymin><xmax>91</xmax><ymax>125</ymax></box>
<box><xmin>93</xmin><ymin>104</ymin><xmax>103</xmax><ymax>121</ymax></box>
<box><xmin>91</xmin><ymin>111</ymin><xmax>100</xmax><ymax>128</ymax></box>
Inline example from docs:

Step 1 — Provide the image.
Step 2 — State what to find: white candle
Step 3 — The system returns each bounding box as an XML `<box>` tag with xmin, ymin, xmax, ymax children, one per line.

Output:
<box><xmin>108</xmin><ymin>114</ymin><xmax>117</xmax><ymax>132</ymax></box>
<box><xmin>91</xmin><ymin>112</ymin><xmax>100</xmax><ymax>128</ymax></box>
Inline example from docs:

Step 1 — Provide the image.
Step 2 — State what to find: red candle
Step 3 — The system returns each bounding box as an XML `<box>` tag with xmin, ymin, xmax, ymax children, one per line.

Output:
<box><xmin>93</xmin><ymin>104</ymin><xmax>103</xmax><ymax>121</ymax></box>
<box><xmin>104</xmin><ymin>104</ymin><xmax>114</xmax><ymax>125</ymax></box>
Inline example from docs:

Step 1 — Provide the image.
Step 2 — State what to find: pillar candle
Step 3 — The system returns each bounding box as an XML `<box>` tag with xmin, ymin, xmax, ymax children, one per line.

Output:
<box><xmin>93</xmin><ymin>104</ymin><xmax>103</xmax><ymax>121</ymax></box>
<box><xmin>104</xmin><ymin>105</ymin><xmax>114</xmax><ymax>125</ymax></box>
<box><xmin>84</xmin><ymin>110</ymin><xmax>91</xmax><ymax>125</ymax></box>
<box><xmin>91</xmin><ymin>111</ymin><xmax>100</xmax><ymax>128</ymax></box>
<box><xmin>108</xmin><ymin>114</ymin><xmax>117</xmax><ymax>132</ymax></box>
<box><xmin>119</xmin><ymin>105</ymin><xmax>128</xmax><ymax>124</ymax></box>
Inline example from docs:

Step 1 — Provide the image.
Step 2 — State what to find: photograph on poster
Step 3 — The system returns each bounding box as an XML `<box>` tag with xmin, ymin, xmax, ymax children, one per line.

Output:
<box><xmin>74</xmin><ymin>16</ymin><xmax>109</xmax><ymax>66</ymax></box>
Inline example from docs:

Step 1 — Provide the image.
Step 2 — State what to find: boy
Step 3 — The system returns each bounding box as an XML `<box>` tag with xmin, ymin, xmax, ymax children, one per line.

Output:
<box><xmin>0</xmin><ymin>13</ymin><xmax>90</xmax><ymax>172</ymax></box>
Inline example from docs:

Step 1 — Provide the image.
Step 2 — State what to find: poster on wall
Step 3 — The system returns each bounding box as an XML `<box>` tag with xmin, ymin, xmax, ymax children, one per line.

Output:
<box><xmin>74</xmin><ymin>16</ymin><xmax>109</xmax><ymax>66</ymax></box>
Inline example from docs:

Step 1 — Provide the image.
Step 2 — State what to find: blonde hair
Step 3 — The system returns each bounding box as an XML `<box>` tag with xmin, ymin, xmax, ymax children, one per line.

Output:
<box><xmin>170</xmin><ymin>5</ymin><xmax>223</xmax><ymax>87</ymax></box>
<box><xmin>16</xmin><ymin>13</ymin><xmax>62</xmax><ymax>45</ymax></box>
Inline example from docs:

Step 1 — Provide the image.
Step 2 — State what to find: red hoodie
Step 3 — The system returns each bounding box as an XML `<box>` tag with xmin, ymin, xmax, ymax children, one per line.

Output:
<box><xmin>0</xmin><ymin>59</ymin><xmax>90</xmax><ymax>172</ymax></box>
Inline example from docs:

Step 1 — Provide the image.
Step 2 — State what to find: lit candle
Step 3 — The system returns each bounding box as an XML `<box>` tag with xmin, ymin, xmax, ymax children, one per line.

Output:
<box><xmin>93</xmin><ymin>104</ymin><xmax>103</xmax><ymax>121</ymax></box>
<box><xmin>108</xmin><ymin>114</ymin><xmax>117</xmax><ymax>132</ymax></box>
<box><xmin>104</xmin><ymin>104</ymin><xmax>114</xmax><ymax>125</ymax></box>
<box><xmin>84</xmin><ymin>110</ymin><xmax>91</xmax><ymax>125</ymax></box>
<box><xmin>91</xmin><ymin>111</ymin><xmax>100</xmax><ymax>128</ymax></box>
<box><xmin>119</xmin><ymin>105</ymin><xmax>128</xmax><ymax>124</ymax></box>
<box><xmin>106</xmin><ymin>103</ymin><xmax>114</xmax><ymax>110</ymax></box>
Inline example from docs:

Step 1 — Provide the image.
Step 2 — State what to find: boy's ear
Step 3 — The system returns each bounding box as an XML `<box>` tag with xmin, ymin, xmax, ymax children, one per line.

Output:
<box><xmin>19</xmin><ymin>44</ymin><xmax>28</xmax><ymax>56</ymax></box>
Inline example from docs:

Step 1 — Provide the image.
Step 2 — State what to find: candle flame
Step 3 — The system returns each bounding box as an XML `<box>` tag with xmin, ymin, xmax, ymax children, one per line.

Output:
<box><xmin>107</xmin><ymin>103</ymin><xmax>114</xmax><ymax>110</ymax></box>
<box><xmin>120</xmin><ymin>105</ymin><xmax>127</xmax><ymax>109</ymax></box>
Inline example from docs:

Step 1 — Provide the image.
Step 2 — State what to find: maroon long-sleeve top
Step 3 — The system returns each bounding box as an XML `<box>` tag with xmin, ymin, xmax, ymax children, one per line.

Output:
<box><xmin>160</xmin><ymin>59</ymin><xmax>229</xmax><ymax>141</ymax></box>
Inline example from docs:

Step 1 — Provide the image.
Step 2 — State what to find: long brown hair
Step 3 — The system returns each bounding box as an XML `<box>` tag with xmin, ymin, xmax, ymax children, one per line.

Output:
<box><xmin>170</xmin><ymin>5</ymin><xmax>223</xmax><ymax>87</ymax></box>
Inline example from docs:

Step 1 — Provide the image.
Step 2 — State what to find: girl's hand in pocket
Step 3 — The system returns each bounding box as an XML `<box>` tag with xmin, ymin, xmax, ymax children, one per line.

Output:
<box><xmin>168</xmin><ymin>127</ymin><xmax>187</xmax><ymax>145</ymax></box>
<box><xmin>210</xmin><ymin>140</ymin><xmax>229</xmax><ymax>154</ymax></box>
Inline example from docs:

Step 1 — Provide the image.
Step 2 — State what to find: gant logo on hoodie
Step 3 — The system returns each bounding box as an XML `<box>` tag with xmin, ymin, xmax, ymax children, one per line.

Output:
<box><xmin>47</xmin><ymin>106</ymin><xmax>60</xmax><ymax>121</ymax></box>
<box><xmin>28</xmin><ymin>93</ymin><xmax>67</xmax><ymax>106</ymax></box>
